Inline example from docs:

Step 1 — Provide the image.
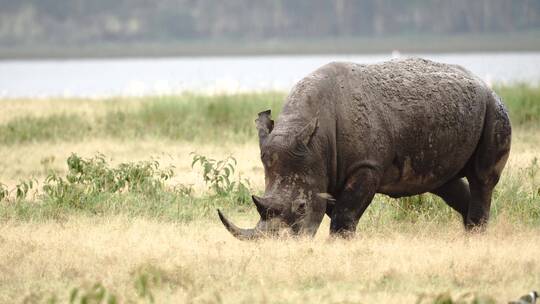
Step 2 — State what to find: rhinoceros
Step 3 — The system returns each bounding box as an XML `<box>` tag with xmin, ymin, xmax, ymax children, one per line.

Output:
<box><xmin>218</xmin><ymin>57</ymin><xmax>512</xmax><ymax>239</ymax></box>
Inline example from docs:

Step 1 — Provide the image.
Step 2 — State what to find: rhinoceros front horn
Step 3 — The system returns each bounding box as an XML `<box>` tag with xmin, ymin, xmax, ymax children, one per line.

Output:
<box><xmin>217</xmin><ymin>209</ymin><xmax>261</xmax><ymax>240</ymax></box>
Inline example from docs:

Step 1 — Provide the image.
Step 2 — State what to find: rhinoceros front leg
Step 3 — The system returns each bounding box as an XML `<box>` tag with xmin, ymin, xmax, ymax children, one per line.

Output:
<box><xmin>330</xmin><ymin>167</ymin><xmax>380</xmax><ymax>237</ymax></box>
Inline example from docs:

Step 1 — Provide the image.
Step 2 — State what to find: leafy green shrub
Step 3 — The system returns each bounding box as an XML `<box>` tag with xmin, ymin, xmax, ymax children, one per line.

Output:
<box><xmin>15</xmin><ymin>178</ymin><xmax>37</xmax><ymax>200</ymax></box>
<box><xmin>191</xmin><ymin>153</ymin><xmax>236</xmax><ymax>195</ymax></box>
<box><xmin>42</xmin><ymin>153</ymin><xmax>175</xmax><ymax>207</ymax></box>
<box><xmin>0</xmin><ymin>179</ymin><xmax>38</xmax><ymax>201</ymax></box>
<box><xmin>191</xmin><ymin>153</ymin><xmax>251</xmax><ymax>203</ymax></box>
<box><xmin>0</xmin><ymin>153</ymin><xmax>241</xmax><ymax>221</ymax></box>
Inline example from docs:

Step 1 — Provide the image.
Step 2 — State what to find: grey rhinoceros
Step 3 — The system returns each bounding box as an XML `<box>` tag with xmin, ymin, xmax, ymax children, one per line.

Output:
<box><xmin>218</xmin><ymin>57</ymin><xmax>512</xmax><ymax>239</ymax></box>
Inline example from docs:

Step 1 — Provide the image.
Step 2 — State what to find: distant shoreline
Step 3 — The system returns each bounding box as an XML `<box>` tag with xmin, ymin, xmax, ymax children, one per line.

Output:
<box><xmin>1</xmin><ymin>52</ymin><xmax>538</xmax><ymax>98</ymax></box>
<box><xmin>1</xmin><ymin>32</ymin><xmax>539</xmax><ymax>60</ymax></box>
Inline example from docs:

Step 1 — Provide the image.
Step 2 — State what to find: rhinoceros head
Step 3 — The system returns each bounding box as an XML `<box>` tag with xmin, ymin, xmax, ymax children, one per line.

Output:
<box><xmin>218</xmin><ymin>110</ymin><xmax>329</xmax><ymax>240</ymax></box>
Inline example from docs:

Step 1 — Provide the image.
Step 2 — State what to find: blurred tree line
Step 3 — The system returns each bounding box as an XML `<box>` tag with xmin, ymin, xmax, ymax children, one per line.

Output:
<box><xmin>0</xmin><ymin>0</ymin><xmax>538</xmax><ymax>45</ymax></box>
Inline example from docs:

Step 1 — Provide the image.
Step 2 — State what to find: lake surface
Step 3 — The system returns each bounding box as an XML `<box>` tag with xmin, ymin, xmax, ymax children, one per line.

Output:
<box><xmin>1</xmin><ymin>52</ymin><xmax>539</xmax><ymax>98</ymax></box>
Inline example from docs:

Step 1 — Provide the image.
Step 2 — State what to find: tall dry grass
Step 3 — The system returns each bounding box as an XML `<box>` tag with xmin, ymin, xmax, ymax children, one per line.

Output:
<box><xmin>0</xmin><ymin>216</ymin><xmax>539</xmax><ymax>303</ymax></box>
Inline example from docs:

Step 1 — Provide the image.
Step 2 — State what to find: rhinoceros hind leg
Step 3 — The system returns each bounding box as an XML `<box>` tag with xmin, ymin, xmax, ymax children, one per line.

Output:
<box><xmin>465</xmin><ymin>151</ymin><xmax>509</xmax><ymax>230</ymax></box>
<box><xmin>430</xmin><ymin>178</ymin><xmax>470</xmax><ymax>225</ymax></box>
<box><xmin>464</xmin><ymin>178</ymin><xmax>494</xmax><ymax>231</ymax></box>
<box><xmin>464</xmin><ymin>94</ymin><xmax>511</xmax><ymax>231</ymax></box>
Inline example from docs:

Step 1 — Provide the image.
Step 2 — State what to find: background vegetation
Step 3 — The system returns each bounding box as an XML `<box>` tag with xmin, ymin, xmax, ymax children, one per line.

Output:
<box><xmin>1</xmin><ymin>84</ymin><xmax>539</xmax><ymax>145</ymax></box>
<box><xmin>0</xmin><ymin>84</ymin><xmax>538</xmax><ymax>223</ymax></box>
<box><xmin>1</xmin><ymin>0</ymin><xmax>539</xmax><ymax>58</ymax></box>
<box><xmin>0</xmin><ymin>85</ymin><xmax>539</xmax><ymax>303</ymax></box>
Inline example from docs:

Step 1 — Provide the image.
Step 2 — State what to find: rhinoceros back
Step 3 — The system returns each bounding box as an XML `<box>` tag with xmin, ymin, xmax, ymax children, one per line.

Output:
<box><xmin>332</xmin><ymin>58</ymin><xmax>489</xmax><ymax>194</ymax></box>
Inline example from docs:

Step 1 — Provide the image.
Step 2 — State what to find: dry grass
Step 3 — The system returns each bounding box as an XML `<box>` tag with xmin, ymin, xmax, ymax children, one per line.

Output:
<box><xmin>0</xmin><ymin>133</ymin><xmax>538</xmax><ymax>303</ymax></box>
<box><xmin>0</xmin><ymin>216</ymin><xmax>539</xmax><ymax>303</ymax></box>
<box><xmin>0</xmin><ymin>92</ymin><xmax>539</xmax><ymax>303</ymax></box>
<box><xmin>0</xmin><ymin>98</ymin><xmax>113</xmax><ymax>124</ymax></box>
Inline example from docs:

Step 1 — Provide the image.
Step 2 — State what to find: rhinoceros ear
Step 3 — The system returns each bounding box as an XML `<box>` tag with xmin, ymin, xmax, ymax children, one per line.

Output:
<box><xmin>255</xmin><ymin>110</ymin><xmax>274</xmax><ymax>147</ymax></box>
<box><xmin>296</xmin><ymin>116</ymin><xmax>318</xmax><ymax>147</ymax></box>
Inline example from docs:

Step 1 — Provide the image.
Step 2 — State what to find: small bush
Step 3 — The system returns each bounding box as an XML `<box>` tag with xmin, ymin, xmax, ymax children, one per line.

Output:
<box><xmin>191</xmin><ymin>153</ymin><xmax>251</xmax><ymax>204</ymax></box>
<box><xmin>15</xmin><ymin>178</ymin><xmax>38</xmax><ymax>200</ymax></box>
<box><xmin>0</xmin><ymin>153</ymin><xmax>249</xmax><ymax>222</ymax></box>
<box><xmin>42</xmin><ymin>153</ymin><xmax>175</xmax><ymax>207</ymax></box>
<box><xmin>0</xmin><ymin>179</ymin><xmax>38</xmax><ymax>202</ymax></box>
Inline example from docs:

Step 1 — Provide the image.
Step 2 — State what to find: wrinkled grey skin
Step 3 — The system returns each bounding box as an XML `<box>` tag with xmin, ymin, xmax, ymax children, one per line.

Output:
<box><xmin>218</xmin><ymin>58</ymin><xmax>512</xmax><ymax>239</ymax></box>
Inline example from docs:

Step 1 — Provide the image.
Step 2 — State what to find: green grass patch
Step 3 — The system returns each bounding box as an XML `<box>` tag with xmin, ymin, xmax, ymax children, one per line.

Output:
<box><xmin>0</xmin><ymin>84</ymin><xmax>538</xmax><ymax>145</ymax></box>
<box><xmin>102</xmin><ymin>93</ymin><xmax>285</xmax><ymax>142</ymax></box>
<box><xmin>0</xmin><ymin>113</ymin><xmax>92</xmax><ymax>144</ymax></box>
<box><xmin>0</xmin><ymin>92</ymin><xmax>285</xmax><ymax>144</ymax></box>
<box><xmin>0</xmin><ymin>191</ymin><xmax>252</xmax><ymax>223</ymax></box>
<box><xmin>362</xmin><ymin>158</ymin><xmax>540</xmax><ymax>229</ymax></box>
<box><xmin>495</xmin><ymin>83</ymin><xmax>540</xmax><ymax>126</ymax></box>
<box><xmin>1</xmin><ymin>153</ymin><xmax>538</xmax><ymax>228</ymax></box>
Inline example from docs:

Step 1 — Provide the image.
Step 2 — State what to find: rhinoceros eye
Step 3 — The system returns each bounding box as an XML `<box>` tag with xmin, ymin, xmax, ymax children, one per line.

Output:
<box><xmin>260</xmin><ymin>152</ymin><xmax>270</xmax><ymax>165</ymax></box>
<box><xmin>261</xmin><ymin>151</ymin><xmax>279</xmax><ymax>168</ymax></box>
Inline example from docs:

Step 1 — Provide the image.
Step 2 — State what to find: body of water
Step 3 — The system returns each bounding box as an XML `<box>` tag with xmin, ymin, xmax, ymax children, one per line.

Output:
<box><xmin>0</xmin><ymin>52</ymin><xmax>539</xmax><ymax>98</ymax></box>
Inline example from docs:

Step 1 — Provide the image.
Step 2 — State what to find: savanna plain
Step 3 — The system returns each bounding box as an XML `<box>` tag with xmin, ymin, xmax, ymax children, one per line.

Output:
<box><xmin>0</xmin><ymin>85</ymin><xmax>539</xmax><ymax>303</ymax></box>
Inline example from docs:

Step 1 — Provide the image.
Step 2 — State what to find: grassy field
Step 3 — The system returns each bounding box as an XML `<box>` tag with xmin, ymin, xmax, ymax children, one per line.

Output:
<box><xmin>0</xmin><ymin>85</ymin><xmax>539</xmax><ymax>303</ymax></box>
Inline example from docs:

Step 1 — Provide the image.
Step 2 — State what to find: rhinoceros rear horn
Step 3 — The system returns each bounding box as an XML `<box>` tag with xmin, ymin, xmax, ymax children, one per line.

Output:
<box><xmin>217</xmin><ymin>209</ymin><xmax>261</xmax><ymax>240</ymax></box>
<box><xmin>252</xmin><ymin>195</ymin><xmax>269</xmax><ymax>218</ymax></box>
<box><xmin>255</xmin><ymin>109</ymin><xmax>274</xmax><ymax>147</ymax></box>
